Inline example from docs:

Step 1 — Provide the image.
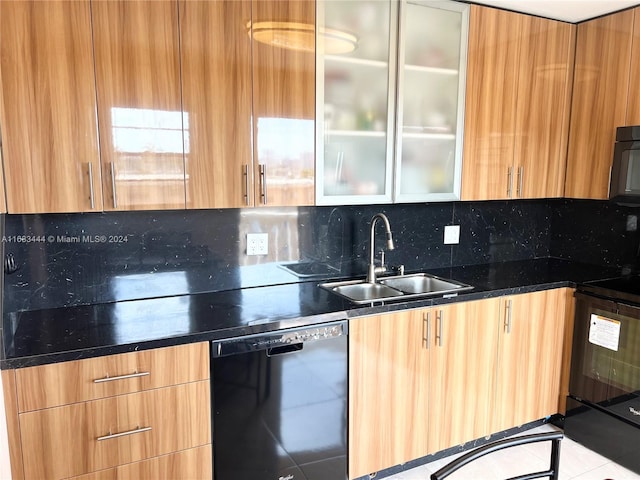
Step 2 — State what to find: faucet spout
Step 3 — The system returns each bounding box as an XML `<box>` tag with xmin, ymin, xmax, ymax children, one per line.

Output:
<box><xmin>367</xmin><ymin>213</ymin><xmax>394</xmax><ymax>284</ymax></box>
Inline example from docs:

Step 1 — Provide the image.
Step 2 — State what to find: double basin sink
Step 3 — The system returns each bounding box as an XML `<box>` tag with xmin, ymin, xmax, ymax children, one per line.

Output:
<box><xmin>320</xmin><ymin>273</ymin><xmax>473</xmax><ymax>304</ymax></box>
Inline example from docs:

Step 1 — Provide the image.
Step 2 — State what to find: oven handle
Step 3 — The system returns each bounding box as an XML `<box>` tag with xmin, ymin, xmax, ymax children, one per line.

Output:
<box><xmin>211</xmin><ymin>320</ymin><xmax>347</xmax><ymax>358</ymax></box>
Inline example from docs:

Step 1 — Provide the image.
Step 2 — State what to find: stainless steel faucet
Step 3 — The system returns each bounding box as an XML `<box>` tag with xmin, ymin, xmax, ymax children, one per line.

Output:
<box><xmin>367</xmin><ymin>213</ymin><xmax>395</xmax><ymax>283</ymax></box>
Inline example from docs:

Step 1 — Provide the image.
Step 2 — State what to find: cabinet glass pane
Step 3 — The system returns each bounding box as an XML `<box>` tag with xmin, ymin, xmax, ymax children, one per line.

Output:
<box><xmin>396</xmin><ymin>2</ymin><xmax>466</xmax><ymax>200</ymax></box>
<box><xmin>323</xmin><ymin>135</ymin><xmax>387</xmax><ymax>196</ymax></box>
<box><xmin>318</xmin><ymin>0</ymin><xmax>393</xmax><ymax>202</ymax></box>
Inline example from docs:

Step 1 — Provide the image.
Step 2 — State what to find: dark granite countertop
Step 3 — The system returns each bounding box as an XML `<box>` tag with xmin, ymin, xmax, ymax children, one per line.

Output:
<box><xmin>1</xmin><ymin>258</ymin><xmax>622</xmax><ymax>369</ymax></box>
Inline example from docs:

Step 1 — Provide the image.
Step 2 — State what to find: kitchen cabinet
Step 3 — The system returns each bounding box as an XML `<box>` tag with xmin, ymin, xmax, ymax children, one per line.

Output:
<box><xmin>349</xmin><ymin>298</ymin><xmax>499</xmax><ymax>478</ymax></box>
<box><xmin>427</xmin><ymin>299</ymin><xmax>500</xmax><ymax>453</ymax></box>
<box><xmin>251</xmin><ymin>0</ymin><xmax>316</xmax><ymax>206</ymax></box>
<box><xmin>462</xmin><ymin>6</ymin><xmax>575</xmax><ymax>200</ymax></box>
<box><xmin>565</xmin><ymin>9</ymin><xmax>634</xmax><ymax>199</ymax></box>
<box><xmin>349</xmin><ymin>289</ymin><xmax>571</xmax><ymax>478</ymax></box>
<box><xmin>180</xmin><ymin>0</ymin><xmax>253</xmax><ymax>209</ymax></box>
<box><xmin>2</xmin><ymin>343</ymin><xmax>211</xmax><ymax>480</ymax></box>
<box><xmin>492</xmin><ymin>289</ymin><xmax>570</xmax><ymax>432</ymax></box>
<box><xmin>316</xmin><ymin>0</ymin><xmax>469</xmax><ymax>205</ymax></box>
<box><xmin>0</xmin><ymin>0</ymin><xmax>101</xmax><ymax>214</ymax></box>
<box><xmin>92</xmin><ymin>0</ymin><xmax>186</xmax><ymax>211</ymax></box>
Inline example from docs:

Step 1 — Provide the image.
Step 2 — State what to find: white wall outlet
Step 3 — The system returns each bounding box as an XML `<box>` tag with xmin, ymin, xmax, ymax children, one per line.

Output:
<box><xmin>247</xmin><ymin>233</ymin><xmax>269</xmax><ymax>256</ymax></box>
<box><xmin>444</xmin><ymin>225</ymin><xmax>460</xmax><ymax>245</ymax></box>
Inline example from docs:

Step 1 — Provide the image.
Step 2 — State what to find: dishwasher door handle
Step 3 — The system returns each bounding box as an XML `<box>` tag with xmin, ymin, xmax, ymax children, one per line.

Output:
<box><xmin>267</xmin><ymin>343</ymin><xmax>303</xmax><ymax>357</ymax></box>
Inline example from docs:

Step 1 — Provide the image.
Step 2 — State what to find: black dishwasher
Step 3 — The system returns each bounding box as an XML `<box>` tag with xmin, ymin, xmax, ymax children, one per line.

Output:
<box><xmin>211</xmin><ymin>321</ymin><xmax>348</xmax><ymax>480</ymax></box>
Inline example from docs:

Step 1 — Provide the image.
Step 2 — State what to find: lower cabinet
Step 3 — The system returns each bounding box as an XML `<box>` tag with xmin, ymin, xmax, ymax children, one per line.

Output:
<box><xmin>492</xmin><ymin>289</ymin><xmax>571</xmax><ymax>431</ymax></box>
<box><xmin>2</xmin><ymin>343</ymin><xmax>212</xmax><ymax>480</ymax></box>
<box><xmin>349</xmin><ymin>289</ymin><xmax>572</xmax><ymax>479</ymax></box>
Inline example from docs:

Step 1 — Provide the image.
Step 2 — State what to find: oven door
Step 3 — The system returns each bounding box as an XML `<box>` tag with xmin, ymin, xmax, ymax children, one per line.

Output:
<box><xmin>570</xmin><ymin>292</ymin><xmax>640</xmax><ymax>425</ymax></box>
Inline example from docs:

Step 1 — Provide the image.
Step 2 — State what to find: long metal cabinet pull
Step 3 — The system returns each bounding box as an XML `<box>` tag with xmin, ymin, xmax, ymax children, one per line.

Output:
<box><xmin>517</xmin><ymin>166</ymin><xmax>524</xmax><ymax>198</ymax></box>
<box><xmin>88</xmin><ymin>162</ymin><xmax>95</xmax><ymax>210</ymax></box>
<box><xmin>435</xmin><ymin>310</ymin><xmax>443</xmax><ymax>347</ymax></box>
<box><xmin>93</xmin><ymin>371</ymin><xmax>150</xmax><ymax>384</ymax></box>
<box><xmin>110</xmin><ymin>162</ymin><xmax>118</xmax><ymax>209</ymax></box>
<box><xmin>424</xmin><ymin>312</ymin><xmax>431</xmax><ymax>349</ymax></box>
<box><xmin>97</xmin><ymin>426</ymin><xmax>152</xmax><ymax>441</ymax></box>
<box><xmin>505</xmin><ymin>299</ymin><xmax>512</xmax><ymax>334</ymax></box>
<box><xmin>243</xmin><ymin>164</ymin><xmax>250</xmax><ymax>206</ymax></box>
<box><xmin>259</xmin><ymin>164</ymin><xmax>267</xmax><ymax>204</ymax></box>
<box><xmin>507</xmin><ymin>167</ymin><xmax>513</xmax><ymax>198</ymax></box>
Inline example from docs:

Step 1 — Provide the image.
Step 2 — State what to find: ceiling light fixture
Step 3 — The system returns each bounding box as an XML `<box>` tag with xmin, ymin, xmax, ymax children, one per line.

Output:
<box><xmin>249</xmin><ymin>21</ymin><xmax>358</xmax><ymax>54</ymax></box>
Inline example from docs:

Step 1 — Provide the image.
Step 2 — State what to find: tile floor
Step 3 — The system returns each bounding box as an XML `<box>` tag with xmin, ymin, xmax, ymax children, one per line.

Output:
<box><xmin>385</xmin><ymin>424</ymin><xmax>640</xmax><ymax>480</ymax></box>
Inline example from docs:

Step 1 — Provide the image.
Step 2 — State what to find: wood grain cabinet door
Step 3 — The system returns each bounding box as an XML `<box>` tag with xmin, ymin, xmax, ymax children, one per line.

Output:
<box><xmin>0</xmin><ymin>0</ymin><xmax>101</xmax><ymax>213</ymax></box>
<box><xmin>565</xmin><ymin>9</ymin><xmax>634</xmax><ymax>199</ymax></box>
<box><xmin>515</xmin><ymin>17</ymin><xmax>575</xmax><ymax>199</ymax></box>
<box><xmin>180</xmin><ymin>0</ymin><xmax>253</xmax><ymax>209</ymax></box>
<box><xmin>92</xmin><ymin>0</ymin><xmax>185</xmax><ymax>211</ymax></box>
<box><xmin>348</xmin><ymin>311</ymin><xmax>430</xmax><ymax>478</ymax></box>
<box><xmin>251</xmin><ymin>0</ymin><xmax>316</xmax><ymax>207</ymax></box>
<box><xmin>427</xmin><ymin>299</ymin><xmax>500</xmax><ymax>453</ymax></box>
<box><xmin>19</xmin><ymin>381</ymin><xmax>211</xmax><ymax>480</ymax></box>
<box><xmin>492</xmin><ymin>289</ymin><xmax>568</xmax><ymax>432</ymax></box>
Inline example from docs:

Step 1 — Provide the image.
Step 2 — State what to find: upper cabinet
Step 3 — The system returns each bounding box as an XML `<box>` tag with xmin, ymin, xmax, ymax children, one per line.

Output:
<box><xmin>462</xmin><ymin>6</ymin><xmax>575</xmax><ymax>200</ymax></box>
<box><xmin>92</xmin><ymin>1</ymin><xmax>186</xmax><ymax>211</ymax></box>
<box><xmin>179</xmin><ymin>0</ymin><xmax>253</xmax><ymax>209</ymax></box>
<box><xmin>251</xmin><ymin>0</ymin><xmax>316</xmax><ymax>207</ymax></box>
<box><xmin>565</xmin><ymin>9</ymin><xmax>635</xmax><ymax>199</ymax></box>
<box><xmin>316</xmin><ymin>0</ymin><xmax>469</xmax><ymax>205</ymax></box>
<box><xmin>0</xmin><ymin>0</ymin><xmax>101</xmax><ymax>214</ymax></box>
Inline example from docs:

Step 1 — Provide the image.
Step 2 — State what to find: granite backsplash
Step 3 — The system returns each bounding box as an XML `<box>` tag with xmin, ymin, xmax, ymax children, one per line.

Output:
<box><xmin>2</xmin><ymin>198</ymin><xmax>638</xmax><ymax>312</ymax></box>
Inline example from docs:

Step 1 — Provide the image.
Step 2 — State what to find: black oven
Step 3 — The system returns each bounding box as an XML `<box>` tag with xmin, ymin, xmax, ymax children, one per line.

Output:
<box><xmin>610</xmin><ymin>125</ymin><xmax>640</xmax><ymax>204</ymax></box>
<box><xmin>565</xmin><ymin>284</ymin><xmax>640</xmax><ymax>473</ymax></box>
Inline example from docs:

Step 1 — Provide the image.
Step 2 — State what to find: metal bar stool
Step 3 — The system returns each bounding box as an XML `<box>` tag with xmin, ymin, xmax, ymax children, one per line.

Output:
<box><xmin>430</xmin><ymin>432</ymin><xmax>563</xmax><ymax>480</ymax></box>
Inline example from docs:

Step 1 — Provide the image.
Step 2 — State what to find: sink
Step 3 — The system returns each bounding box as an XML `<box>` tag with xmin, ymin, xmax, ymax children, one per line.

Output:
<box><xmin>381</xmin><ymin>273</ymin><xmax>472</xmax><ymax>295</ymax></box>
<box><xmin>320</xmin><ymin>273</ymin><xmax>473</xmax><ymax>304</ymax></box>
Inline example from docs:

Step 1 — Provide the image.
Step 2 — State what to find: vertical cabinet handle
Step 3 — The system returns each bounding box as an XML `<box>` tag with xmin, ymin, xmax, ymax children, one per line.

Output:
<box><xmin>424</xmin><ymin>312</ymin><xmax>431</xmax><ymax>349</ymax></box>
<box><xmin>88</xmin><ymin>162</ymin><xmax>95</xmax><ymax>210</ymax></box>
<box><xmin>110</xmin><ymin>162</ymin><xmax>118</xmax><ymax>209</ymax></box>
<box><xmin>435</xmin><ymin>310</ymin><xmax>443</xmax><ymax>347</ymax></box>
<box><xmin>505</xmin><ymin>299</ymin><xmax>512</xmax><ymax>334</ymax></box>
<box><xmin>243</xmin><ymin>164</ymin><xmax>250</xmax><ymax>206</ymax></box>
<box><xmin>259</xmin><ymin>164</ymin><xmax>267</xmax><ymax>204</ymax></box>
<box><xmin>517</xmin><ymin>166</ymin><xmax>524</xmax><ymax>198</ymax></box>
<box><xmin>507</xmin><ymin>167</ymin><xmax>513</xmax><ymax>198</ymax></box>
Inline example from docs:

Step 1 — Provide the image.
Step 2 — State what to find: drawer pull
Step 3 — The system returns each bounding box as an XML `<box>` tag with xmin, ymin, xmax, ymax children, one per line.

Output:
<box><xmin>97</xmin><ymin>425</ymin><xmax>152</xmax><ymax>441</ymax></box>
<box><xmin>93</xmin><ymin>371</ymin><xmax>150</xmax><ymax>383</ymax></box>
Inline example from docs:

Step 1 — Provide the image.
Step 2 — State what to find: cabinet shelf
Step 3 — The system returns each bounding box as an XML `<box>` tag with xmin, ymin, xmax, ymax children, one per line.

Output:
<box><xmin>324</xmin><ymin>54</ymin><xmax>388</xmax><ymax>69</ymax></box>
<box><xmin>402</xmin><ymin>131</ymin><xmax>455</xmax><ymax>140</ymax></box>
<box><xmin>404</xmin><ymin>64</ymin><xmax>459</xmax><ymax>75</ymax></box>
<box><xmin>326</xmin><ymin>130</ymin><xmax>386</xmax><ymax>137</ymax></box>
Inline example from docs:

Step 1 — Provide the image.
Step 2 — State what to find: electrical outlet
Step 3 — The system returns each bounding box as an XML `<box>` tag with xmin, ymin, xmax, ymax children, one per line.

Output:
<box><xmin>444</xmin><ymin>225</ymin><xmax>460</xmax><ymax>245</ymax></box>
<box><xmin>247</xmin><ymin>233</ymin><xmax>269</xmax><ymax>255</ymax></box>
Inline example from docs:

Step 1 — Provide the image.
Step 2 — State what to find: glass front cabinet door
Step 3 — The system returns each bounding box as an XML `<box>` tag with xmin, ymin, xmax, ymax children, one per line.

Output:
<box><xmin>316</xmin><ymin>0</ymin><xmax>469</xmax><ymax>205</ymax></box>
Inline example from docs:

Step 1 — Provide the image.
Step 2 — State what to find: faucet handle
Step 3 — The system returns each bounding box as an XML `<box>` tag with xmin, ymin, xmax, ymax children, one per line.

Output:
<box><xmin>378</xmin><ymin>250</ymin><xmax>386</xmax><ymax>268</ymax></box>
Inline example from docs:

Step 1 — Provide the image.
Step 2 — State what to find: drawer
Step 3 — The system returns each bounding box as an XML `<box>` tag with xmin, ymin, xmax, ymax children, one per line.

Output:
<box><xmin>16</xmin><ymin>342</ymin><xmax>209</xmax><ymax>412</ymax></box>
<box><xmin>20</xmin><ymin>381</ymin><xmax>211</xmax><ymax>480</ymax></box>
<box><xmin>66</xmin><ymin>445</ymin><xmax>212</xmax><ymax>480</ymax></box>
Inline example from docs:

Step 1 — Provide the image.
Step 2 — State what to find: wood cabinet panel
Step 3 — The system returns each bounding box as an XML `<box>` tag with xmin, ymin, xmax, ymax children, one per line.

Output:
<box><xmin>16</xmin><ymin>343</ymin><xmax>209</xmax><ymax>412</ymax></box>
<box><xmin>626</xmin><ymin>8</ymin><xmax>640</xmax><ymax>124</ymax></box>
<box><xmin>515</xmin><ymin>18</ymin><xmax>575</xmax><ymax>199</ymax></box>
<box><xmin>428</xmin><ymin>299</ymin><xmax>500</xmax><ymax>452</ymax></box>
<box><xmin>20</xmin><ymin>381</ymin><xmax>211</xmax><ymax>480</ymax></box>
<box><xmin>92</xmin><ymin>0</ymin><xmax>185</xmax><ymax>211</ymax></box>
<box><xmin>68</xmin><ymin>445</ymin><xmax>212</xmax><ymax>480</ymax></box>
<box><xmin>492</xmin><ymin>290</ymin><xmax>568</xmax><ymax>432</ymax></box>
<box><xmin>1</xmin><ymin>370</ymin><xmax>24</xmax><ymax>480</ymax></box>
<box><xmin>348</xmin><ymin>311</ymin><xmax>430</xmax><ymax>478</ymax></box>
<box><xmin>251</xmin><ymin>0</ymin><xmax>315</xmax><ymax>206</ymax></box>
<box><xmin>462</xmin><ymin>6</ymin><xmax>521</xmax><ymax>200</ymax></box>
<box><xmin>180</xmin><ymin>0</ymin><xmax>253</xmax><ymax>209</ymax></box>
<box><xmin>559</xmin><ymin>288</ymin><xmax>576</xmax><ymax>414</ymax></box>
<box><xmin>0</xmin><ymin>0</ymin><xmax>101</xmax><ymax>213</ymax></box>
<box><xmin>565</xmin><ymin>9</ymin><xmax>634</xmax><ymax>199</ymax></box>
